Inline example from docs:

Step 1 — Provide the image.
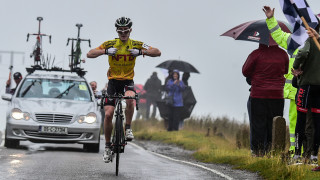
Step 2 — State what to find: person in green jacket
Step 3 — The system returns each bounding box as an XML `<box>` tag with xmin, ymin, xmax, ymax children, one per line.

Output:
<box><xmin>293</xmin><ymin>27</ymin><xmax>320</xmax><ymax>167</ymax></box>
<box><xmin>263</xmin><ymin>6</ymin><xmax>315</xmax><ymax>163</ymax></box>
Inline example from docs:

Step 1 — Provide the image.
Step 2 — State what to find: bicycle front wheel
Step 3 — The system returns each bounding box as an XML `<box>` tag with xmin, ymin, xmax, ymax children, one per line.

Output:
<box><xmin>116</xmin><ymin>146</ymin><xmax>120</xmax><ymax>176</ymax></box>
<box><xmin>115</xmin><ymin>114</ymin><xmax>123</xmax><ymax>176</ymax></box>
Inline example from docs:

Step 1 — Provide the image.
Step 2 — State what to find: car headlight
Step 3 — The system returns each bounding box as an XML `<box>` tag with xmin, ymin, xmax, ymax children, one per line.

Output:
<box><xmin>77</xmin><ymin>112</ymin><xmax>97</xmax><ymax>124</ymax></box>
<box><xmin>11</xmin><ymin>108</ymin><xmax>30</xmax><ymax>120</ymax></box>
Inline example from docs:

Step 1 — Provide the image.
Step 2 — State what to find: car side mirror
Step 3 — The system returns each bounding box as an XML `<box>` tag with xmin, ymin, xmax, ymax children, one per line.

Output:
<box><xmin>1</xmin><ymin>94</ymin><xmax>12</xmax><ymax>101</ymax></box>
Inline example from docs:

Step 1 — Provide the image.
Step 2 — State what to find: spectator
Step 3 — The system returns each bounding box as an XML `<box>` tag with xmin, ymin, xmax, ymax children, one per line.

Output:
<box><xmin>90</xmin><ymin>81</ymin><xmax>102</xmax><ymax>100</ymax></box>
<box><xmin>164</xmin><ymin>70</ymin><xmax>173</xmax><ymax>87</ymax></box>
<box><xmin>134</xmin><ymin>84</ymin><xmax>147</xmax><ymax>120</ymax></box>
<box><xmin>166</xmin><ymin>70</ymin><xmax>185</xmax><ymax>131</ymax></box>
<box><xmin>182</xmin><ymin>72</ymin><xmax>190</xmax><ymax>86</ymax></box>
<box><xmin>264</xmin><ymin>5</ymin><xmax>315</xmax><ymax>161</ymax></box>
<box><xmin>292</xmin><ymin>27</ymin><xmax>320</xmax><ymax>166</ymax></box>
<box><xmin>242</xmin><ymin>43</ymin><xmax>289</xmax><ymax>156</ymax></box>
<box><xmin>90</xmin><ymin>81</ymin><xmax>103</xmax><ymax>135</ymax></box>
<box><xmin>246</xmin><ymin>77</ymin><xmax>253</xmax><ymax>152</ymax></box>
<box><xmin>144</xmin><ymin>72</ymin><xmax>162</xmax><ymax>120</ymax></box>
<box><xmin>6</xmin><ymin>72</ymin><xmax>22</xmax><ymax>95</ymax></box>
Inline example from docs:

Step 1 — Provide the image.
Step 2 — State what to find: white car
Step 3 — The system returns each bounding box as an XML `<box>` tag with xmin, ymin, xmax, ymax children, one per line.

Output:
<box><xmin>1</xmin><ymin>70</ymin><xmax>101</xmax><ymax>152</ymax></box>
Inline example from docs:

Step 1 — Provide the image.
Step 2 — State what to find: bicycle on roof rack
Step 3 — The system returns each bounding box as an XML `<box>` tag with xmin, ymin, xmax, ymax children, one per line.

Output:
<box><xmin>26</xmin><ymin>17</ymin><xmax>51</xmax><ymax>67</ymax></box>
<box><xmin>66</xmin><ymin>23</ymin><xmax>91</xmax><ymax>71</ymax></box>
<box><xmin>100</xmin><ymin>90</ymin><xmax>139</xmax><ymax>176</ymax></box>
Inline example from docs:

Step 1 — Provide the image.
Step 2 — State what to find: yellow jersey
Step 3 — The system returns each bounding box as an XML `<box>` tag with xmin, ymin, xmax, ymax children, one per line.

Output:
<box><xmin>97</xmin><ymin>38</ymin><xmax>151</xmax><ymax>80</ymax></box>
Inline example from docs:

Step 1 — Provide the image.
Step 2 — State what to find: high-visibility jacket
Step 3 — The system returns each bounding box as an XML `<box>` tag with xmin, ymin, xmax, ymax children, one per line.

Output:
<box><xmin>266</xmin><ymin>17</ymin><xmax>298</xmax><ymax>100</ymax></box>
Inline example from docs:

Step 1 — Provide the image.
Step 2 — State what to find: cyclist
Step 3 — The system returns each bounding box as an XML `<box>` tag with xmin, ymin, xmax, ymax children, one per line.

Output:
<box><xmin>87</xmin><ymin>17</ymin><xmax>161</xmax><ymax>163</ymax></box>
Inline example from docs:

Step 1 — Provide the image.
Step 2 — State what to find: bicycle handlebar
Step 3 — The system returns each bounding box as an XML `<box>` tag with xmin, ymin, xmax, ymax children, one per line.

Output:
<box><xmin>66</xmin><ymin>38</ymin><xmax>91</xmax><ymax>47</ymax></box>
<box><xmin>99</xmin><ymin>92</ymin><xmax>140</xmax><ymax>111</ymax></box>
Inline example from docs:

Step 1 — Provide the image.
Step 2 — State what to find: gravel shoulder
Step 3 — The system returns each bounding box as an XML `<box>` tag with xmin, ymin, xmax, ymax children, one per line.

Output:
<box><xmin>133</xmin><ymin>140</ymin><xmax>264</xmax><ymax>180</ymax></box>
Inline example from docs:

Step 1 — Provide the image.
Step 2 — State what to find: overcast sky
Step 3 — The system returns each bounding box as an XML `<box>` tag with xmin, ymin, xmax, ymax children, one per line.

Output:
<box><xmin>1</xmin><ymin>0</ymin><xmax>320</xmax><ymax>122</ymax></box>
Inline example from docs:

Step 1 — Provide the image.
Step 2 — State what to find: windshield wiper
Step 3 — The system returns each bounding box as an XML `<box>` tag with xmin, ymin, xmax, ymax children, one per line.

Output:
<box><xmin>21</xmin><ymin>80</ymin><xmax>37</xmax><ymax>97</ymax></box>
<box><xmin>55</xmin><ymin>83</ymin><xmax>76</xmax><ymax>98</ymax></box>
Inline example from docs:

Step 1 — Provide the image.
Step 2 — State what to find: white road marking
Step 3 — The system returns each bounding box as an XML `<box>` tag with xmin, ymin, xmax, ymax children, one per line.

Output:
<box><xmin>130</xmin><ymin>142</ymin><xmax>233</xmax><ymax>180</ymax></box>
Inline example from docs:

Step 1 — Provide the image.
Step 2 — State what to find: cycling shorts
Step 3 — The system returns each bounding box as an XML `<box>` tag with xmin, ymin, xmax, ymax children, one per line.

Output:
<box><xmin>296</xmin><ymin>85</ymin><xmax>320</xmax><ymax>113</ymax></box>
<box><xmin>105</xmin><ymin>79</ymin><xmax>134</xmax><ymax>106</ymax></box>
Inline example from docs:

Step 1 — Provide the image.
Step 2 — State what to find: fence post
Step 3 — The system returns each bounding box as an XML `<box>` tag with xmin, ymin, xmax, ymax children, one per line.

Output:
<box><xmin>206</xmin><ymin>127</ymin><xmax>210</xmax><ymax>137</ymax></box>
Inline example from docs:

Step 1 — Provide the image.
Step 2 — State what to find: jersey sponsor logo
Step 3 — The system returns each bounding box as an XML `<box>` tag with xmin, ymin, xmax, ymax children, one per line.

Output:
<box><xmin>142</xmin><ymin>43</ymin><xmax>150</xmax><ymax>49</ymax></box>
<box><xmin>111</xmin><ymin>54</ymin><xmax>135</xmax><ymax>61</ymax></box>
<box><xmin>132</xmin><ymin>40</ymin><xmax>143</xmax><ymax>46</ymax></box>
<box><xmin>297</xmin><ymin>88</ymin><xmax>305</xmax><ymax>107</ymax></box>
<box><xmin>103</xmin><ymin>40</ymin><xmax>117</xmax><ymax>48</ymax></box>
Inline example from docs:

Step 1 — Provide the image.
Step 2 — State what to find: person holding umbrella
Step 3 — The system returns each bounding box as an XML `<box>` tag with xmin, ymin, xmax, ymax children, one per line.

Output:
<box><xmin>242</xmin><ymin>43</ymin><xmax>289</xmax><ymax>157</ymax></box>
<box><xmin>166</xmin><ymin>69</ymin><xmax>185</xmax><ymax>131</ymax></box>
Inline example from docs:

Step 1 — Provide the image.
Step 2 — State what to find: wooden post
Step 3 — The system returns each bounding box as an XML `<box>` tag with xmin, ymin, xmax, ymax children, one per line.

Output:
<box><xmin>206</xmin><ymin>127</ymin><xmax>210</xmax><ymax>137</ymax></box>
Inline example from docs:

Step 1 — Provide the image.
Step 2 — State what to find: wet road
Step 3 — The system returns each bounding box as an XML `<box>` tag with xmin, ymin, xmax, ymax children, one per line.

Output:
<box><xmin>0</xmin><ymin>140</ymin><xmax>232</xmax><ymax>180</ymax></box>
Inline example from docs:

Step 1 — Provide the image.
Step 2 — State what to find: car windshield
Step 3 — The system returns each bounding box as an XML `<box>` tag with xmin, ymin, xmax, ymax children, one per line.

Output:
<box><xmin>16</xmin><ymin>78</ymin><xmax>91</xmax><ymax>102</ymax></box>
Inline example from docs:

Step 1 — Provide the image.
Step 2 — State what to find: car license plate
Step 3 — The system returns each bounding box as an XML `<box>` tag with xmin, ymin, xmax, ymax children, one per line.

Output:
<box><xmin>39</xmin><ymin>126</ymin><xmax>68</xmax><ymax>134</ymax></box>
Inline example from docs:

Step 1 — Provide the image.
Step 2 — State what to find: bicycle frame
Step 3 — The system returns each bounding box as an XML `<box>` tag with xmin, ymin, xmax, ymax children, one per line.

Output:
<box><xmin>66</xmin><ymin>24</ymin><xmax>91</xmax><ymax>71</ymax></box>
<box><xmin>27</xmin><ymin>17</ymin><xmax>51</xmax><ymax>66</ymax></box>
<box><xmin>100</xmin><ymin>91</ymin><xmax>139</xmax><ymax>176</ymax></box>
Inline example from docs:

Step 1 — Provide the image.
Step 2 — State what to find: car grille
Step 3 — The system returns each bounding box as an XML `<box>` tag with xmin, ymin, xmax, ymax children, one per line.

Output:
<box><xmin>35</xmin><ymin>113</ymin><xmax>73</xmax><ymax>124</ymax></box>
<box><xmin>24</xmin><ymin>130</ymin><xmax>82</xmax><ymax>139</ymax></box>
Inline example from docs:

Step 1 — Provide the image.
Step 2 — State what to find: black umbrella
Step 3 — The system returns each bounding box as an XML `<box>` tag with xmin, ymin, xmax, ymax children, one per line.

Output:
<box><xmin>221</xmin><ymin>19</ymin><xmax>292</xmax><ymax>46</ymax></box>
<box><xmin>181</xmin><ymin>86</ymin><xmax>197</xmax><ymax>120</ymax></box>
<box><xmin>157</xmin><ymin>86</ymin><xmax>197</xmax><ymax>120</ymax></box>
<box><xmin>156</xmin><ymin>60</ymin><xmax>200</xmax><ymax>73</ymax></box>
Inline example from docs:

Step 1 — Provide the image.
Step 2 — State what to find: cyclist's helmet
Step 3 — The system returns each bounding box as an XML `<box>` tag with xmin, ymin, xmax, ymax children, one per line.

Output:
<box><xmin>115</xmin><ymin>17</ymin><xmax>132</xmax><ymax>28</ymax></box>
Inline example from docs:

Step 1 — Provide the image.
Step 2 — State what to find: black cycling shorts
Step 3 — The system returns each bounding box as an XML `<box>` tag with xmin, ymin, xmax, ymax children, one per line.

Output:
<box><xmin>105</xmin><ymin>79</ymin><xmax>134</xmax><ymax>106</ymax></box>
<box><xmin>296</xmin><ymin>85</ymin><xmax>320</xmax><ymax>113</ymax></box>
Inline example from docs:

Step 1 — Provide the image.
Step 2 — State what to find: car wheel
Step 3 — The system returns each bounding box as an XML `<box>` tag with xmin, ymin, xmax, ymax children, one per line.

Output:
<box><xmin>83</xmin><ymin>141</ymin><xmax>100</xmax><ymax>153</ymax></box>
<box><xmin>4</xmin><ymin>129</ymin><xmax>20</xmax><ymax>148</ymax></box>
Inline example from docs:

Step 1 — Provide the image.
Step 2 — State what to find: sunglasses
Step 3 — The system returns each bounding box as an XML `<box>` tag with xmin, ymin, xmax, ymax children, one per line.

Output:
<box><xmin>116</xmin><ymin>29</ymin><xmax>131</xmax><ymax>34</ymax></box>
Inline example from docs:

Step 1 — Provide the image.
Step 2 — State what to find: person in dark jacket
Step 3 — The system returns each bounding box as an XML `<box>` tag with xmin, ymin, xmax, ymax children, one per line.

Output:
<box><xmin>242</xmin><ymin>44</ymin><xmax>289</xmax><ymax>156</ymax></box>
<box><xmin>292</xmin><ymin>28</ymin><xmax>320</xmax><ymax>166</ymax></box>
<box><xmin>6</xmin><ymin>72</ymin><xmax>22</xmax><ymax>95</ymax></box>
<box><xmin>144</xmin><ymin>72</ymin><xmax>162</xmax><ymax>119</ymax></box>
<box><xmin>182</xmin><ymin>72</ymin><xmax>190</xmax><ymax>86</ymax></box>
<box><xmin>166</xmin><ymin>70</ymin><xmax>185</xmax><ymax>131</ymax></box>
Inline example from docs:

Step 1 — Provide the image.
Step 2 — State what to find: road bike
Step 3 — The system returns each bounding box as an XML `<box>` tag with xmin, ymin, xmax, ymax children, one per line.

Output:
<box><xmin>67</xmin><ymin>24</ymin><xmax>91</xmax><ymax>71</ymax></box>
<box><xmin>100</xmin><ymin>90</ymin><xmax>139</xmax><ymax>176</ymax></box>
<box><xmin>27</xmin><ymin>17</ymin><xmax>51</xmax><ymax>67</ymax></box>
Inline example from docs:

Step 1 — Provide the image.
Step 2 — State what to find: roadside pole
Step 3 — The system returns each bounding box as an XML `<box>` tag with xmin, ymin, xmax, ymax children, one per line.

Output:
<box><xmin>0</xmin><ymin>51</ymin><xmax>25</xmax><ymax>147</ymax></box>
<box><xmin>0</xmin><ymin>51</ymin><xmax>25</xmax><ymax>90</ymax></box>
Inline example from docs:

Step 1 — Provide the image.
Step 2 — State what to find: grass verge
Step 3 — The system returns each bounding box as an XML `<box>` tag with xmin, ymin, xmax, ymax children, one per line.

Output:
<box><xmin>133</xmin><ymin>119</ymin><xmax>320</xmax><ymax>180</ymax></box>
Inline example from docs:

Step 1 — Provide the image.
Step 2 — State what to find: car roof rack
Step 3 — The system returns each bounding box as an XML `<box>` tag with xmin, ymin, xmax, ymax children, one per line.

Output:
<box><xmin>26</xmin><ymin>65</ymin><xmax>86</xmax><ymax>77</ymax></box>
<box><xmin>25</xmin><ymin>18</ymin><xmax>89</xmax><ymax>78</ymax></box>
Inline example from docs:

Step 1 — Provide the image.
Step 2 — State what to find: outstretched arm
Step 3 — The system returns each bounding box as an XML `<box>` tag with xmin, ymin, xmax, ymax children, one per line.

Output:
<box><xmin>143</xmin><ymin>47</ymin><xmax>161</xmax><ymax>57</ymax></box>
<box><xmin>263</xmin><ymin>6</ymin><xmax>274</xmax><ymax>19</ymax></box>
<box><xmin>87</xmin><ymin>49</ymin><xmax>105</xmax><ymax>58</ymax></box>
<box><xmin>263</xmin><ymin>6</ymin><xmax>291</xmax><ymax>50</ymax></box>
